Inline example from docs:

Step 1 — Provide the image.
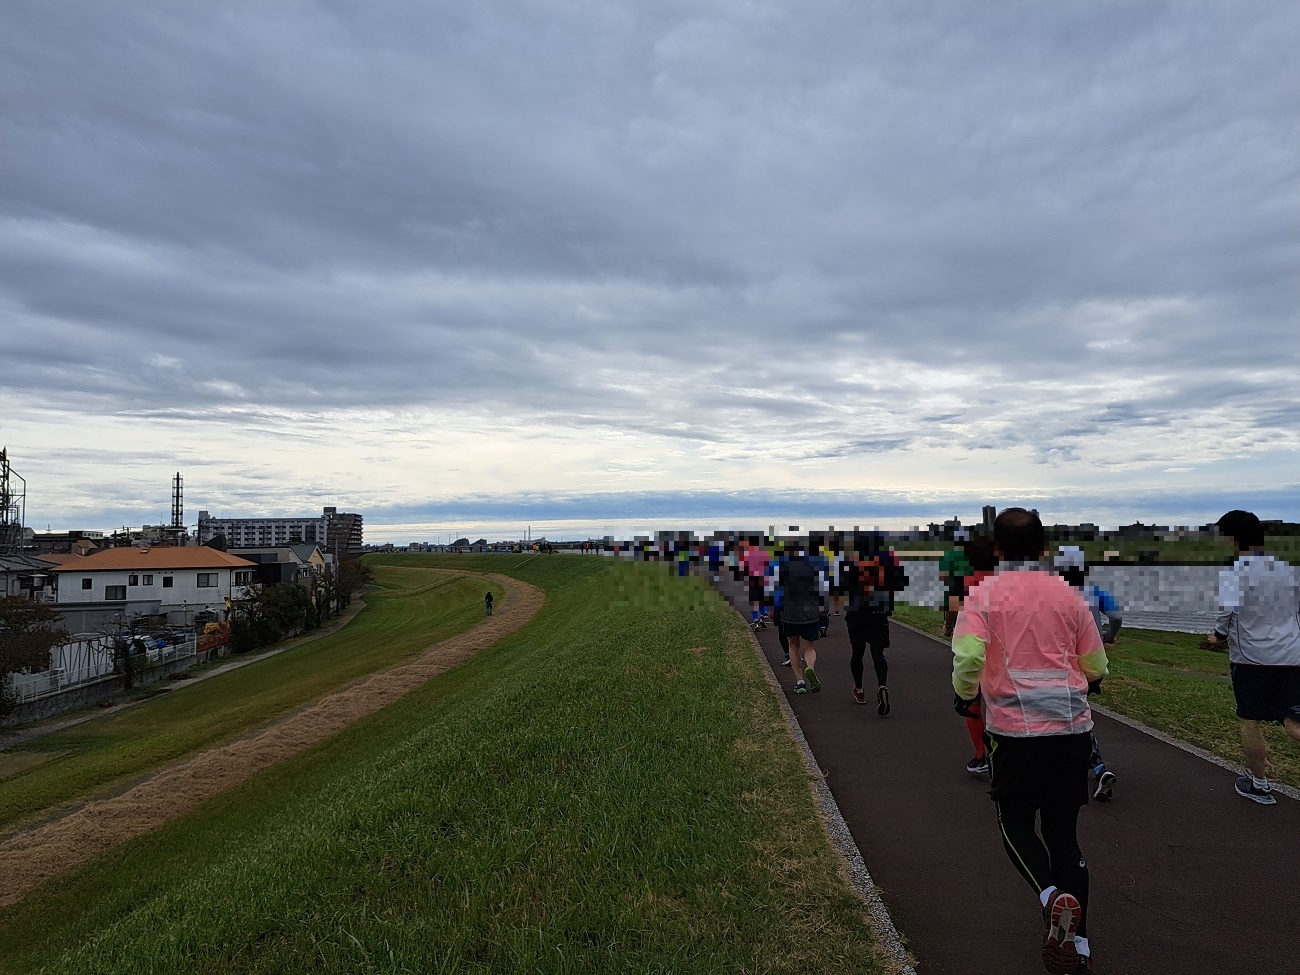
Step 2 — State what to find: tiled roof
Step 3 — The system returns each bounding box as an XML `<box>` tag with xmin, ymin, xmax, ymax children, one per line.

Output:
<box><xmin>49</xmin><ymin>546</ymin><xmax>256</xmax><ymax>572</ymax></box>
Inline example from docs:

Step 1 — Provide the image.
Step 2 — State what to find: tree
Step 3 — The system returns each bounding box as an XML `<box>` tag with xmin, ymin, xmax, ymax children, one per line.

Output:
<box><xmin>0</xmin><ymin>596</ymin><xmax>70</xmax><ymax>715</ymax></box>
<box><xmin>333</xmin><ymin>559</ymin><xmax>372</xmax><ymax>615</ymax></box>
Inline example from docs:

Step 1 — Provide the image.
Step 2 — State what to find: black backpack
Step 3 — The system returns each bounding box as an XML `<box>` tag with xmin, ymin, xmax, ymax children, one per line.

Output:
<box><xmin>782</xmin><ymin>555</ymin><xmax>821</xmax><ymax>624</ymax></box>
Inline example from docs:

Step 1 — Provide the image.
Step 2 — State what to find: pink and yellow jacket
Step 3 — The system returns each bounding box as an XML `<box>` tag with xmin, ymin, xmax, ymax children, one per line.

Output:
<box><xmin>952</xmin><ymin>564</ymin><xmax>1108</xmax><ymax>738</ymax></box>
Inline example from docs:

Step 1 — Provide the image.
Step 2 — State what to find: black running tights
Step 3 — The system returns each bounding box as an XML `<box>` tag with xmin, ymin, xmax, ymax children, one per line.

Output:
<box><xmin>847</xmin><ymin>626</ymin><xmax>887</xmax><ymax>688</ymax></box>
<box><xmin>995</xmin><ymin>800</ymin><xmax>1090</xmax><ymax>938</ymax></box>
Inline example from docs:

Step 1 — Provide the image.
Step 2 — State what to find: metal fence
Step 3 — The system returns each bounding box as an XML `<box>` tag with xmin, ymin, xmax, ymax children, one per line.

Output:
<box><xmin>6</xmin><ymin>636</ymin><xmax>199</xmax><ymax>705</ymax></box>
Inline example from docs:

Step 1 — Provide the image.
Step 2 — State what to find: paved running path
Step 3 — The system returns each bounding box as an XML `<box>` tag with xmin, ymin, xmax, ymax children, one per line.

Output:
<box><xmin>713</xmin><ymin>578</ymin><xmax>1299</xmax><ymax>975</ymax></box>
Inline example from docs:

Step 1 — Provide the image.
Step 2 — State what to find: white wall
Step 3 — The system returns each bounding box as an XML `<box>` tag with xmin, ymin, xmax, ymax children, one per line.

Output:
<box><xmin>57</xmin><ymin>566</ymin><xmax>253</xmax><ymax>616</ymax></box>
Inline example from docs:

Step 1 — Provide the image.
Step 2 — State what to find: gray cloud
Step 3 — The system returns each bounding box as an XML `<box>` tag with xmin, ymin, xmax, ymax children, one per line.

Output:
<box><xmin>2</xmin><ymin>1</ymin><xmax>1298</xmax><ymax>531</ymax></box>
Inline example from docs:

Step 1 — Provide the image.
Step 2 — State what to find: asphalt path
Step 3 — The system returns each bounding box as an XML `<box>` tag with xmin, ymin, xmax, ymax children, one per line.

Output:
<box><xmin>712</xmin><ymin>574</ymin><xmax>1300</xmax><ymax>975</ymax></box>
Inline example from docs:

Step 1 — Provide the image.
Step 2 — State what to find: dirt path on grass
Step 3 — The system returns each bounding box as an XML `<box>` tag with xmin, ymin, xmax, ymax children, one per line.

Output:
<box><xmin>0</xmin><ymin>572</ymin><xmax>542</xmax><ymax>908</ymax></box>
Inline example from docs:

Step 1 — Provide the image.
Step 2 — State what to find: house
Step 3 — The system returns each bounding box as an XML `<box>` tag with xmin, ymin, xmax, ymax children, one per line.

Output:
<box><xmin>50</xmin><ymin>546</ymin><xmax>257</xmax><ymax>631</ymax></box>
<box><xmin>228</xmin><ymin>544</ymin><xmax>331</xmax><ymax>588</ymax></box>
<box><xmin>0</xmin><ymin>555</ymin><xmax>60</xmax><ymax>603</ymax></box>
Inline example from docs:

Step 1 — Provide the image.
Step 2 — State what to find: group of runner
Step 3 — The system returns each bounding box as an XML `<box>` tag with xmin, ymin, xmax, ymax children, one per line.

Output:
<box><xmin>734</xmin><ymin>531</ymin><xmax>909</xmax><ymax>712</ymax></box>
<box><xmin>708</xmin><ymin>507</ymin><xmax>1299</xmax><ymax>975</ymax></box>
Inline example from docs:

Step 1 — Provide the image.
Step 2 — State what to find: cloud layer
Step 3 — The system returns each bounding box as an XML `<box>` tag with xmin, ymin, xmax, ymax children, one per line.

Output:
<box><xmin>2</xmin><ymin>2</ymin><xmax>1298</xmax><ymax>539</ymax></box>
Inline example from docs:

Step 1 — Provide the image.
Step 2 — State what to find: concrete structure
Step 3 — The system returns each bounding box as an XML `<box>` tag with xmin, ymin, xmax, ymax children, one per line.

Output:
<box><xmin>198</xmin><ymin>505</ymin><xmax>363</xmax><ymax>560</ymax></box>
<box><xmin>49</xmin><ymin>546</ymin><xmax>256</xmax><ymax>627</ymax></box>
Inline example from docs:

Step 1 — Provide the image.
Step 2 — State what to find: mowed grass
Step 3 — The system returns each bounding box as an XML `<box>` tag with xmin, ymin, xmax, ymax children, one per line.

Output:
<box><xmin>894</xmin><ymin>603</ymin><xmax>1300</xmax><ymax>788</ymax></box>
<box><xmin>0</xmin><ymin>555</ymin><xmax>885</xmax><ymax>975</ymax></box>
<box><xmin>0</xmin><ymin>567</ymin><xmax>485</xmax><ymax>833</ymax></box>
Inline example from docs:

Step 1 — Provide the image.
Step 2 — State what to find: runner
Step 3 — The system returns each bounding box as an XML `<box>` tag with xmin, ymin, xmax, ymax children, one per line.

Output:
<box><xmin>952</xmin><ymin>508</ymin><xmax>1108</xmax><ymax>974</ymax></box>
<box><xmin>1205</xmin><ymin>509</ymin><xmax>1300</xmax><ymax>806</ymax></box>
<box><xmin>1054</xmin><ymin>545</ymin><xmax>1120</xmax><ymax>801</ymax></box>
<box><xmin>959</xmin><ymin>531</ymin><xmax>997</xmax><ymax>775</ymax></box>
<box><xmin>770</xmin><ymin>538</ymin><xmax>826</xmax><ymax>694</ymax></box>
<box><xmin>741</xmin><ymin>535</ymin><xmax>771</xmax><ymax>632</ymax></box>
<box><xmin>484</xmin><ymin>590</ymin><xmax>494</xmax><ymax>616</ymax></box>
<box><xmin>843</xmin><ymin>532</ymin><xmax>909</xmax><ymax>715</ymax></box>
<box><xmin>939</xmin><ymin>531</ymin><xmax>973</xmax><ymax>637</ymax></box>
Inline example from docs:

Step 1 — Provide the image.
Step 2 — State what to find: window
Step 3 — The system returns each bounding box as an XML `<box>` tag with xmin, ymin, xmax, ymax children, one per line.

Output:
<box><xmin>105</xmin><ymin>585</ymin><xmax>127</xmax><ymax>601</ymax></box>
<box><xmin>142</xmin><ymin>574</ymin><xmax>154</xmax><ymax>586</ymax></box>
<box><xmin>163</xmin><ymin>576</ymin><xmax>174</xmax><ymax>588</ymax></box>
<box><xmin>82</xmin><ymin>577</ymin><xmax>93</xmax><ymax>590</ymax></box>
<box><xmin>128</xmin><ymin>574</ymin><xmax>139</xmax><ymax>587</ymax></box>
<box><xmin>197</xmin><ymin>573</ymin><xmax>219</xmax><ymax>588</ymax></box>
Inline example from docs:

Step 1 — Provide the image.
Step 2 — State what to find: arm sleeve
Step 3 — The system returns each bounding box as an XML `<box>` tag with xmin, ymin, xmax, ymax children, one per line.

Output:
<box><xmin>951</xmin><ymin>605</ymin><xmax>987</xmax><ymax>699</ymax></box>
<box><xmin>1076</xmin><ymin>601</ymin><xmax>1109</xmax><ymax>681</ymax></box>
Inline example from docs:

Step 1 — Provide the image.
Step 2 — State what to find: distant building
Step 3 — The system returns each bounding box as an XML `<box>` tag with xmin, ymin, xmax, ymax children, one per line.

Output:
<box><xmin>982</xmin><ymin>506</ymin><xmax>997</xmax><ymax>530</ymax></box>
<box><xmin>198</xmin><ymin>506</ymin><xmax>363</xmax><ymax>560</ymax></box>
<box><xmin>29</xmin><ymin>530</ymin><xmax>104</xmax><ymax>556</ymax></box>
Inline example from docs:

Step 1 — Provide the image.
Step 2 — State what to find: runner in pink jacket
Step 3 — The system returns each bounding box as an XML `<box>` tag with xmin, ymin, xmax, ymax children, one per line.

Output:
<box><xmin>951</xmin><ymin>508</ymin><xmax>1108</xmax><ymax>975</ymax></box>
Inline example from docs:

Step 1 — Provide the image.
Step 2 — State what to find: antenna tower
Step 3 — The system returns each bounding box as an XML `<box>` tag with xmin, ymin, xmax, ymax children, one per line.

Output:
<box><xmin>0</xmin><ymin>447</ymin><xmax>27</xmax><ymax>555</ymax></box>
<box><xmin>164</xmin><ymin>471</ymin><xmax>186</xmax><ymax>545</ymax></box>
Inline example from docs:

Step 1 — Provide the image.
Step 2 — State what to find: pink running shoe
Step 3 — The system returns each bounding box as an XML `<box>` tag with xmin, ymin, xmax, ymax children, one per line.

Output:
<box><xmin>1042</xmin><ymin>890</ymin><xmax>1081</xmax><ymax>974</ymax></box>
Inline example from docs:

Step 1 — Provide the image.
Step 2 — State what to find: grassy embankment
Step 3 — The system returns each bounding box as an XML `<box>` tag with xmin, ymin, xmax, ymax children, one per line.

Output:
<box><xmin>892</xmin><ymin>604</ymin><xmax>1300</xmax><ymax>789</ymax></box>
<box><xmin>0</xmin><ymin>554</ymin><xmax>885</xmax><ymax>975</ymax></box>
<box><xmin>0</xmin><ymin>567</ymin><xmax>485</xmax><ymax>834</ymax></box>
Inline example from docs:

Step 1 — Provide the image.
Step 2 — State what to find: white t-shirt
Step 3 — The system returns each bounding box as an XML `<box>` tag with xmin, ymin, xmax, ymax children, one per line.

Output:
<box><xmin>1215</xmin><ymin>554</ymin><xmax>1300</xmax><ymax>667</ymax></box>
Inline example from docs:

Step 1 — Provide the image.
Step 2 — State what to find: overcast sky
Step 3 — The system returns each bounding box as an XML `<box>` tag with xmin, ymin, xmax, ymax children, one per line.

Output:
<box><xmin>2</xmin><ymin>1</ymin><xmax>1298</xmax><ymax>542</ymax></box>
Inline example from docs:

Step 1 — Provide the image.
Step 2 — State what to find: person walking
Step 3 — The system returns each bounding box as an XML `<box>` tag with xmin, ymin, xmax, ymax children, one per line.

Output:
<box><xmin>1205</xmin><ymin>509</ymin><xmax>1300</xmax><ymax>805</ymax></box>
<box><xmin>484</xmin><ymin>591</ymin><xmax>494</xmax><ymax>616</ymax></box>
<box><xmin>952</xmin><ymin>508</ymin><xmax>1108</xmax><ymax>974</ymax></box>
<box><xmin>771</xmin><ymin>539</ymin><xmax>826</xmax><ymax>694</ymax></box>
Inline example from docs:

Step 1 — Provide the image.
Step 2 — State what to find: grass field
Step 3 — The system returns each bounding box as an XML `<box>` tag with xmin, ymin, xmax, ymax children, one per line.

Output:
<box><xmin>0</xmin><ymin>567</ymin><xmax>485</xmax><ymax>834</ymax></box>
<box><xmin>893</xmin><ymin>603</ymin><xmax>1300</xmax><ymax>789</ymax></box>
<box><xmin>0</xmin><ymin>555</ymin><xmax>885</xmax><ymax>975</ymax></box>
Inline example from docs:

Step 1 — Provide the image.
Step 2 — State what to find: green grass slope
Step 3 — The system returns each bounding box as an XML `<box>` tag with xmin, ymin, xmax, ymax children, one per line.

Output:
<box><xmin>0</xmin><ymin>567</ymin><xmax>484</xmax><ymax>832</ymax></box>
<box><xmin>0</xmin><ymin>556</ymin><xmax>884</xmax><ymax>975</ymax></box>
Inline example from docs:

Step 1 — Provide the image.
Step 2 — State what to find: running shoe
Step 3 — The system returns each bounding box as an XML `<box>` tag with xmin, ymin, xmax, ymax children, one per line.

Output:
<box><xmin>1235</xmin><ymin>775</ymin><xmax>1277</xmax><ymax>805</ymax></box>
<box><xmin>1073</xmin><ymin>956</ymin><xmax>1093</xmax><ymax>973</ymax></box>
<box><xmin>781</xmin><ymin>653</ymin><xmax>790</xmax><ymax>667</ymax></box>
<box><xmin>804</xmin><ymin>666</ymin><xmax>821</xmax><ymax>693</ymax></box>
<box><xmin>852</xmin><ymin>686</ymin><xmax>867</xmax><ymax>705</ymax></box>
<box><xmin>1043</xmin><ymin>890</ymin><xmax>1081</xmax><ymax>974</ymax></box>
<box><xmin>876</xmin><ymin>685</ymin><xmax>891</xmax><ymax>716</ymax></box>
<box><xmin>1092</xmin><ymin>768</ymin><xmax>1116</xmax><ymax>802</ymax></box>
<box><xmin>966</xmin><ymin>755</ymin><xmax>990</xmax><ymax>775</ymax></box>
<box><xmin>794</xmin><ymin>680</ymin><xmax>808</xmax><ymax>695</ymax></box>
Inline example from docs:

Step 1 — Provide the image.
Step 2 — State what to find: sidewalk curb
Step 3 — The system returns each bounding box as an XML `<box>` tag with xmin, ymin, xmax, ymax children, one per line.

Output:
<box><xmin>742</xmin><ymin>618</ymin><xmax>918</xmax><ymax>975</ymax></box>
<box><xmin>893</xmin><ymin>618</ymin><xmax>1300</xmax><ymax>804</ymax></box>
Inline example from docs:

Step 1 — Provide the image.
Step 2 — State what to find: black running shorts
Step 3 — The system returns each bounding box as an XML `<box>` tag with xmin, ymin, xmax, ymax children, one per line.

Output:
<box><xmin>986</xmin><ymin>732</ymin><xmax>1092</xmax><ymax>808</ymax></box>
<box><xmin>747</xmin><ymin>580</ymin><xmax>765</xmax><ymax>604</ymax></box>
<box><xmin>1231</xmin><ymin>663</ymin><xmax>1300</xmax><ymax>723</ymax></box>
<box><xmin>846</xmin><ymin>611</ymin><xmax>890</xmax><ymax>649</ymax></box>
<box><xmin>783</xmin><ymin>620</ymin><xmax>820</xmax><ymax>642</ymax></box>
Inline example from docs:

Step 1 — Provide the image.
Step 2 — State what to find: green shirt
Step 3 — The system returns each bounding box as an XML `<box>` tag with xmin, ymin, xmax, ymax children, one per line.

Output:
<box><xmin>938</xmin><ymin>549</ymin><xmax>972</xmax><ymax>581</ymax></box>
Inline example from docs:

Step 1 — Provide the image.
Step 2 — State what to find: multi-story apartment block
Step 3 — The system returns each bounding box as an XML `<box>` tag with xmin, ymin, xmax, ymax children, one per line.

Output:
<box><xmin>197</xmin><ymin>506</ymin><xmax>364</xmax><ymax>560</ymax></box>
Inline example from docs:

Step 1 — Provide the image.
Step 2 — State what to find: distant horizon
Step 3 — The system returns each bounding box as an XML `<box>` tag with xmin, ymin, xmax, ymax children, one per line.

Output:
<box><xmin>20</xmin><ymin>487</ymin><xmax>1300</xmax><ymax>548</ymax></box>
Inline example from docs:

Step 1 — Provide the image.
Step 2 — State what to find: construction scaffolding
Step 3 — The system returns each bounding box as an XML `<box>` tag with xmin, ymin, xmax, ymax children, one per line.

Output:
<box><xmin>0</xmin><ymin>447</ymin><xmax>26</xmax><ymax>556</ymax></box>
